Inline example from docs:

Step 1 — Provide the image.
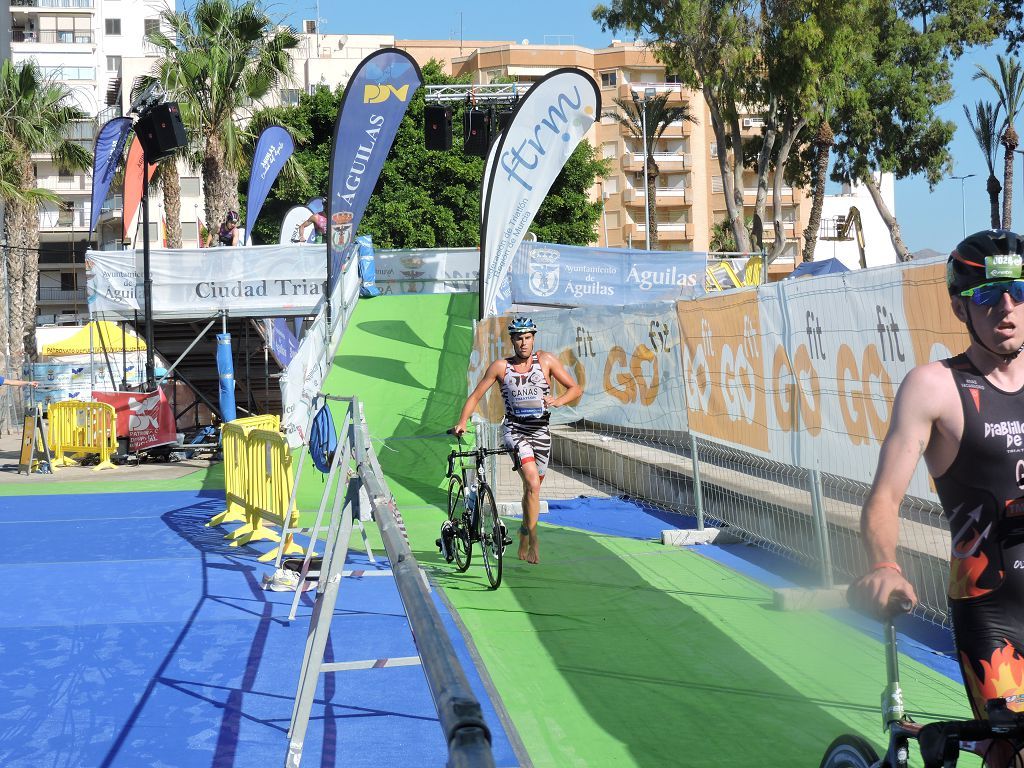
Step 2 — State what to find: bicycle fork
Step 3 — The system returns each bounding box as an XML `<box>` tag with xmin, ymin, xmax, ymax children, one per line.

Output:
<box><xmin>883</xmin><ymin>618</ymin><xmax>911</xmax><ymax>768</ymax></box>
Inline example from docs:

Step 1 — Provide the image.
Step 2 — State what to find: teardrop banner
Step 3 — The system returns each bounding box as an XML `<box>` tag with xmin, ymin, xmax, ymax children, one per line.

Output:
<box><xmin>479</xmin><ymin>68</ymin><xmax>600</xmax><ymax>318</ymax></box>
<box><xmin>326</xmin><ymin>48</ymin><xmax>423</xmax><ymax>326</ymax></box>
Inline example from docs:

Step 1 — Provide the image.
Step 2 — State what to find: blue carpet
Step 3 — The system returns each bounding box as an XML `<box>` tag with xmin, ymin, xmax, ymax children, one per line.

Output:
<box><xmin>0</xmin><ymin>490</ymin><xmax>517</xmax><ymax>768</ymax></box>
<box><xmin>544</xmin><ymin>495</ymin><xmax>698</xmax><ymax>539</ymax></box>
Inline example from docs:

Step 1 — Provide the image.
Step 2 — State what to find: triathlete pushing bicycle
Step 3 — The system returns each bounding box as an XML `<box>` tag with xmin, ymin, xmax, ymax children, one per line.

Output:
<box><xmin>453</xmin><ymin>316</ymin><xmax>582</xmax><ymax>565</ymax></box>
<box><xmin>852</xmin><ymin>230</ymin><xmax>1024</xmax><ymax>766</ymax></box>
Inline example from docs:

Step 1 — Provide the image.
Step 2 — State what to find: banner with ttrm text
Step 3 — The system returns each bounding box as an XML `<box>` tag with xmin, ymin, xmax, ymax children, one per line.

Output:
<box><xmin>479</xmin><ymin>68</ymin><xmax>601</xmax><ymax>318</ymax></box>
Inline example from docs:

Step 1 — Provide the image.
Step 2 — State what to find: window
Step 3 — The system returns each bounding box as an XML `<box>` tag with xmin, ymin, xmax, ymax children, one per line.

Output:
<box><xmin>280</xmin><ymin>88</ymin><xmax>300</xmax><ymax>106</ymax></box>
<box><xmin>710</xmin><ymin>142</ymin><xmax>718</xmax><ymax>159</ymax></box>
<box><xmin>666</xmin><ymin>73</ymin><xmax>682</xmax><ymax>84</ymax></box>
<box><xmin>105</xmin><ymin>18</ymin><xmax>121</xmax><ymax>35</ymax></box>
<box><xmin>605</xmin><ymin>211</ymin><xmax>620</xmax><ymax>229</ymax></box>
<box><xmin>303</xmin><ymin>19</ymin><xmax>317</xmax><ymax>34</ymax></box>
<box><xmin>603</xmin><ymin>177</ymin><xmax>618</xmax><ymax>195</ymax></box>
<box><xmin>144</xmin><ymin>18</ymin><xmax>159</xmax><ymax>37</ymax></box>
<box><xmin>106</xmin><ymin>55</ymin><xmax>121</xmax><ymax>72</ymax></box>
<box><xmin>181</xmin><ymin>177</ymin><xmax>201</xmax><ymax>197</ymax></box>
<box><xmin>602</xmin><ymin>141</ymin><xmax>617</xmax><ymax>159</ymax></box>
<box><xmin>600</xmin><ymin>71</ymin><xmax>617</xmax><ymax>88</ymax></box>
<box><xmin>58</xmin><ymin>167</ymin><xmax>73</xmax><ymax>181</ymax></box>
<box><xmin>181</xmin><ymin>222</ymin><xmax>199</xmax><ymax>241</ymax></box>
<box><xmin>60</xmin><ymin>273</ymin><xmax>76</xmax><ymax>291</ymax></box>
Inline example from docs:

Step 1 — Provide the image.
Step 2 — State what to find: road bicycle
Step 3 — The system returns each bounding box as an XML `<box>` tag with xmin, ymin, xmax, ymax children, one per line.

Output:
<box><xmin>820</xmin><ymin>597</ymin><xmax>1024</xmax><ymax>768</ymax></box>
<box><xmin>437</xmin><ymin>433</ymin><xmax>511</xmax><ymax>589</ymax></box>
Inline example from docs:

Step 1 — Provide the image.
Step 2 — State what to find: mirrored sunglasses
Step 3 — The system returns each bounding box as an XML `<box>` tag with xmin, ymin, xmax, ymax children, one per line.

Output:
<box><xmin>960</xmin><ymin>280</ymin><xmax>1024</xmax><ymax>307</ymax></box>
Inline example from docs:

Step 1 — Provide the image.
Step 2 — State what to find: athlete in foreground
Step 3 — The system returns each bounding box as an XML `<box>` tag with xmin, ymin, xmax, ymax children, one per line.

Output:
<box><xmin>853</xmin><ymin>230</ymin><xmax>1024</xmax><ymax>761</ymax></box>
<box><xmin>453</xmin><ymin>316</ymin><xmax>581</xmax><ymax>564</ymax></box>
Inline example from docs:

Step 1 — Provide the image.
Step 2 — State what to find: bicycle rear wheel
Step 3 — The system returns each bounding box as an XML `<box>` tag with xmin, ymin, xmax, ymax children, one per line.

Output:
<box><xmin>819</xmin><ymin>735</ymin><xmax>882</xmax><ymax>768</ymax></box>
<box><xmin>447</xmin><ymin>475</ymin><xmax>471</xmax><ymax>572</ymax></box>
<box><xmin>478</xmin><ymin>483</ymin><xmax>503</xmax><ymax>589</ymax></box>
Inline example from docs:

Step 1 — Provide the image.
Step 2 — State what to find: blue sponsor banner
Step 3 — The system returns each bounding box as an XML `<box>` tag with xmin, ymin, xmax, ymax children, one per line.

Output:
<box><xmin>245</xmin><ymin>125</ymin><xmax>294</xmax><ymax>244</ymax></box>
<box><xmin>327</xmin><ymin>48</ymin><xmax>422</xmax><ymax>297</ymax></box>
<box><xmin>266</xmin><ymin>317</ymin><xmax>301</xmax><ymax>367</ymax></box>
<box><xmin>510</xmin><ymin>242</ymin><xmax>707</xmax><ymax>307</ymax></box>
<box><xmin>89</xmin><ymin>116</ymin><xmax>132</xmax><ymax>234</ymax></box>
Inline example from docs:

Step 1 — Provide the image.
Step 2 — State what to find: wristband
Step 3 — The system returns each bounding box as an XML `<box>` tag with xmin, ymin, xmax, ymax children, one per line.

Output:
<box><xmin>870</xmin><ymin>561</ymin><xmax>902</xmax><ymax>577</ymax></box>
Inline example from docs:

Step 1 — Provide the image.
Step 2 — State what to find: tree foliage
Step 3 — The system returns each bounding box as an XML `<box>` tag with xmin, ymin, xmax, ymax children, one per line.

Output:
<box><xmin>0</xmin><ymin>60</ymin><xmax>89</xmax><ymax>369</ymax></box>
<box><xmin>247</xmin><ymin>59</ymin><xmax>606</xmax><ymax>248</ymax></box>
<box><xmin>142</xmin><ymin>0</ymin><xmax>298</xmax><ymax>233</ymax></box>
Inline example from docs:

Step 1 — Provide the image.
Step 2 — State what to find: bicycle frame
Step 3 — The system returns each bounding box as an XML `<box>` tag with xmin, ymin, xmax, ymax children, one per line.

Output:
<box><xmin>877</xmin><ymin>613</ymin><xmax>1024</xmax><ymax>768</ymax></box>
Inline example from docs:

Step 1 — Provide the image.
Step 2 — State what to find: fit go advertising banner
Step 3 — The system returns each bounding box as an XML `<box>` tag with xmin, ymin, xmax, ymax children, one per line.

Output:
<box><xmin>470</xmin><ymin>303</ymin><xmax>687</xmax><ymax>431</ymax></box>
<box><xmin>675</xmin><ymin>255</ymin><xmax>963</xmax><ymax>499</ymax></box>
<box><xmin>85</xmin><ymin>244</ymin><xmax>325</xmax><ymax>319</ymax></box>
<box><xmin>479</xmin><ymin>69</ymin><xmax>601</xmax><ymax>318</ymax></box>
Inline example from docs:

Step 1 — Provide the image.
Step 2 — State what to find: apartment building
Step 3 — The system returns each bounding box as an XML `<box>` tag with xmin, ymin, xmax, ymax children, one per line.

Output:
<box><xmin>6</xmin><ymin>0</ymin><xmax>179</xmax><ymax>323</ymax></box>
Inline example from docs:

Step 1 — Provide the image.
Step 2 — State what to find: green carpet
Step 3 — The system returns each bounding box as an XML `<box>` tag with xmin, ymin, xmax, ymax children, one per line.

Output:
<box><xmin>297</xmin><ymin>292</ymin><xmax>972</xmax><ymax>767</ymax></box>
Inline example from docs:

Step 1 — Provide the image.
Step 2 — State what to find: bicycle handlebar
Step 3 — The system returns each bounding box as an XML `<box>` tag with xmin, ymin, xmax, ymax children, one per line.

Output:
<box><xmin>446</xmin><ymin>446</ymin><xmax>509</xmax><ymax>477</ymax></box>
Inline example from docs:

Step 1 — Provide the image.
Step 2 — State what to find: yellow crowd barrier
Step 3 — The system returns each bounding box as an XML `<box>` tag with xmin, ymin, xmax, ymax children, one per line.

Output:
<box><xmin>230</xmin><ymin>427</ymin><xmax>303</xmax><ymax>562</ymax></box>
<box><xmin>47</xmin><ymin>400</ymin><xmax>117</xmax><ymax>471</ymax></box>
<box><xmin>209</xmin><ymin>414</ymin><xmax>303</xmax><ymax>563</ymax></box>
<box><xmin>208</xmin><ymin>415</ymin><xmax>280</xmax><ymax>529</ymax></box>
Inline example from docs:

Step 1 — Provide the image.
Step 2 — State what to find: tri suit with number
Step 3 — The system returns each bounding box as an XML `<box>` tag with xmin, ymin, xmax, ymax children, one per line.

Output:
<box><xmin>499</xmin><ymin>352</ymin><xmax>551</xmax><ymax>476</ymax></box>
<box><xmin>935</xmin><ymin>353</ymin><xmax>1024</xmax><ymax>716</ymax></box>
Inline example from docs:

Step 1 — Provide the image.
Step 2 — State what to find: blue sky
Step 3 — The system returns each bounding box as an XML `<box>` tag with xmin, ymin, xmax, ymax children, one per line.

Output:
<box><xmin>289</xmin><ymin>0</ymin><xmax>1016</xmax><ymax>255</ymax></box>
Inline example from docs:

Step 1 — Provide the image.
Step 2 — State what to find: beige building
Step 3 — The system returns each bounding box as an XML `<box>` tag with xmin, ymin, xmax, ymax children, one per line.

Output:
<box><xmin>433</xmin><ymin>39</ymin><xmax>810</xmax><ymax>275</ymax></box>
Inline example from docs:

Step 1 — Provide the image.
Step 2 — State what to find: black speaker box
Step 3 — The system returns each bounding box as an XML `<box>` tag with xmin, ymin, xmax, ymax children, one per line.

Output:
<box><xmin>424</xmin><ymin>105</ymin><xmax>453</xmax><ymax>151</ymax></box>
<box><xmin>463</xmin><ymin>109</ymin><xmax>491</xmax><ymax>157</ymax></box>
<box><xmin>497</xmin><ymin>109</ymin><xmax>515</xmax><ymax>134</ymax></box>
<box><xmin>135</xmin><ymin>102</ymin><xmax>187</xmax><ymax>161</ymax></box>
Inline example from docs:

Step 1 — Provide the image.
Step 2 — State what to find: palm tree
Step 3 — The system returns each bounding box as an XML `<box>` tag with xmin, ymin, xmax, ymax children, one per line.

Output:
<box><xmin>0</xmin><ymin>60</ymin><xmax>89</xmax><ymax>372</ymax></box>
<box><xmin>605</xmin><ymin>92</ymin><xmax>698</xmax><ymax>250</ymax></box>
<box><xmin>802</xmin><ymin>116</ymin><xmax>834</xmax><ymax>262</ymax></box>
<box><xmin>142</xmin><ymin>0</ymin><xmax>298</xmax><ymax>234</ymax></box>
<box><xmin>974</xmin><ymin>55</ymin><xmax>1024</xmax><ymax>229</ymax></box>
<box><xmin>963</xmin><ymin>100</ymin><xmax>1004</xmax><ymax>229</ymax></box>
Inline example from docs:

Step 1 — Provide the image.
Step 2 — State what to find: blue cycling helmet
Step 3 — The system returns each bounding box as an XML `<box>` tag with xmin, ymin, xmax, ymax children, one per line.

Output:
<box><xmin>507</xmin><ymin>316</ymin><xmax>537</xmax><ymax>336</ymax></box>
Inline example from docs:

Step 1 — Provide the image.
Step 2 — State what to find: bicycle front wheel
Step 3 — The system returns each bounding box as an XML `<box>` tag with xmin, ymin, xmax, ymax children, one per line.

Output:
<box><xmin>478</xmin><ymin>483</ymin><xmax>503</xmax><ymax>589</ymax></box>
<box><xmin>447</xmin><ymin>476</ymin><xmax>471</xmax><ymax>572</ymax></box>
<box><xmin>818</xmin><ymin>735</ymin><xmax>881</xmax><ymax>768</ymax></box>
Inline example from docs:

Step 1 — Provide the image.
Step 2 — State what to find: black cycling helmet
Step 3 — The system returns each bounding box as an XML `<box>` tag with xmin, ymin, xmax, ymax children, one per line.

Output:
<box><xmin>507</xmin><ymin>316</ymin><xmax>538</xmax><ymax>336</ymax></box>
<box><xmin>947</xmin><ymin>229</ymin><xmax>1024</xmax><ymax>295</ymax></box>
<box><xmin>948</xmin><ymin>229</ymin><xmax>1024</xmax><ymax>362</ymax></box>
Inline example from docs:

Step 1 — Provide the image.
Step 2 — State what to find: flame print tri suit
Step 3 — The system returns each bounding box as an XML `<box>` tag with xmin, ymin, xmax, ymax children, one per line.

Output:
<box><xmin>499</xmin><ymin>353</ymin><xmax>551</xmax><ymax>476</ymax></box>
<box><xmin>935</xmin><ymin>354</ymin><xmax>1024</xmax><ymax>716</ymax></box>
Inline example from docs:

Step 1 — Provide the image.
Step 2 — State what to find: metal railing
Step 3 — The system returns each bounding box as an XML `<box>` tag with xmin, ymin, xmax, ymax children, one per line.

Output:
<box><xmin>284</xmin><ymin>395</ymin><xmax>496</xmax><ymax>767</ymax></box>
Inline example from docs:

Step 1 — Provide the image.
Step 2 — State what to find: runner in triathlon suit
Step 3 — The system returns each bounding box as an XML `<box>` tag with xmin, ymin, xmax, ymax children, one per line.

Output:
<box><xmin>853</xmin><ymin>230</ymin><xmax>1024</xmax><ymax>763</ymax></box>
<box><xmin>454</xmin><ymin>316</ymin><xmax>582</xmax><ymax>564</ymax></box>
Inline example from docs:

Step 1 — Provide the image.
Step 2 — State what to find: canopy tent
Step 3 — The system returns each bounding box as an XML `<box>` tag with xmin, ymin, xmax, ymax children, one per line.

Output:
<box><xmin>784</xmin><ymin>257</ymin><xmax>851</xmax><ymax>280</ymax></box>
<box><xmin>40</xmin><ymin>320</ymin><xmax>146</xmax><ymax>357</ymax></box>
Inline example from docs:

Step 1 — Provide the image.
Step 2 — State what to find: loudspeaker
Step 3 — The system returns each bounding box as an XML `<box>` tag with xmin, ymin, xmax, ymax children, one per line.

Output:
<box><xmin>424</xmin><ymin>105</ymin><xmax>453</xmax><ymax>151</ymax></box>
<box><xmin>497</xmin><ymin>109</ymin><xmax>515</xmax><ymax>134</ymax></box>
<box><xmin>134</xmin><ymin>102</ymin><xmax>187</xmax><ymax>161</ymax></box>
<box><xmin>463</xmin><ymin>108</ymin><xmax>490</xmax><ymax>157</ymax></box>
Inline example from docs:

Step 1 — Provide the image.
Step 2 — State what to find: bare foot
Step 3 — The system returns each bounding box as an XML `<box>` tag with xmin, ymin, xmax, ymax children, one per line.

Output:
<box><xmin>527</xmin><ymin>545</ymin><xmax>539</xmax><ymax>564</ymax></box>
<box><xmin>518</xmin><ymin>533</ymin><xmax>529</xmax><ymax>561</ymax></box>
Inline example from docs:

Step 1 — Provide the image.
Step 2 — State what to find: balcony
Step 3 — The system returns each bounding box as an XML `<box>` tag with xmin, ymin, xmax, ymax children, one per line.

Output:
<box><xmin>12</xmin><ymin>30</ymin><xmax>94</xmax><ymax>43</ymax></box>
<box><xmin>622</xmin><ymin>187</ymin><xmax>645</xmax><ymax>204</ymax></box>
<box><xmin>38</xmin><ymin>287</ymin><xmax>87</xmax><ymax>304</ymax></box>
<box><xmin>12</xmin><ymin>0</ymin><xmax>94</xmax><ymax>7</ymax></box>
<box><xmin>656</xmin><ymin>224</ymin><xmax>689</xmax><ymax>241</ymax></box>
<box><xmin>39</xmin><ymin>209</ymin><xmax>88</xmax><ymax>230</ymax></box>
<box><xmin>655</xmin><ymin>187</ymin><xmax>687</xmax><ymax>204</ymax></box>
<box><xmin>616</xmin><ymin>83</ymin><xmax>688</xmax><ymax>104</ymax></box>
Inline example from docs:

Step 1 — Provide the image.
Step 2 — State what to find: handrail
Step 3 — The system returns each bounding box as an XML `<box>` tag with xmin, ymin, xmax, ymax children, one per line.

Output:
<box><xmin>351</xmin><ymin>399</ymin><xmax>496</xmax><ymax>768</ymax></box>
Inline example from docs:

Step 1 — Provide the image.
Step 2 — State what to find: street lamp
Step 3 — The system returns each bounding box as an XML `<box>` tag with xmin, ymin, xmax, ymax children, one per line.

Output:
<box><xmin>634</xmin><ymin>86</ymin><xmax>657</xmax><ymax>251</ymax></box>
<box><xmin>951</xmin><ymin>173</ymin><xmax>975</xmax><ymax>239</ymax></box>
